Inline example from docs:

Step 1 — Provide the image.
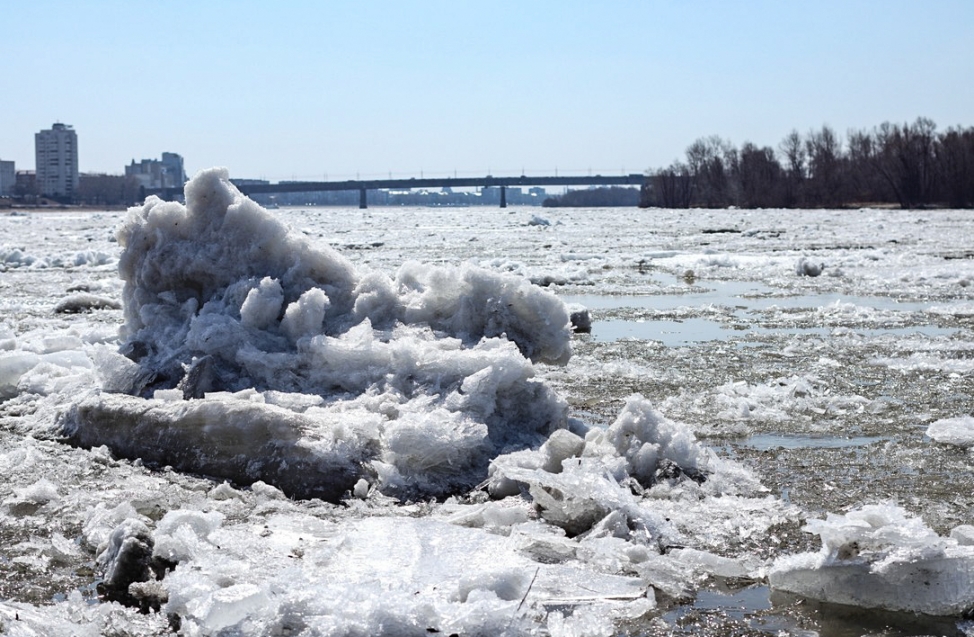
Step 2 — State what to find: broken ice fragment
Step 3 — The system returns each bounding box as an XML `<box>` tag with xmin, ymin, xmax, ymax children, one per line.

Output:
<box><xmin>769</xmin><ymin>503</ymin><xmax>974</xmax><ymax>616</ymax></box>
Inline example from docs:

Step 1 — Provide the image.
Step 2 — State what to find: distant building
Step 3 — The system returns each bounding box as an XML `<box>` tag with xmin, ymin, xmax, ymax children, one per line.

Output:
<box><xmin>161</xmin><ymin>152</ymin><xmax>187</xmax><ymax>186</ymax></box>
<box><xmin>125</xmin><ymin>152</ymin><xmax>187</xmax><ymax>190</ymax></box>
<box><xmin>16</xmin><ymin>170</ymin><xmax>37</xmax><ymax>193</ymax></box>
<box><xmin>35</xmin><ymin>123</ymin><xmax>79</xmax><ymax>198</ymax></box>
<box><xmin>0</xmin><ymin>160</ymin><xmax>14</xmax><ymax>197</ymax></box>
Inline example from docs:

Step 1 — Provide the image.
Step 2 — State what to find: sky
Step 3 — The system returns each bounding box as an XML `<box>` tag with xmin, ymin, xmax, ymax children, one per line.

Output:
<box><xmin>2</xmin><ymin>1</ymin><xmax>972</xmax><ymax>182</ymax></box>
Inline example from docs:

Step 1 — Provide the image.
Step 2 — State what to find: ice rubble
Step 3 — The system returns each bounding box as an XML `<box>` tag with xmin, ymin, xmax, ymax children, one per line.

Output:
<box><xmin>4</xmin><ymin>202</ymin><xmax>974</xmax><ymax>634</ymax></box>
<box><xmin>769</xmin><ymin>503</ymin><xmax>974</xmax><ymax>616</ymax></box>
<box><xmin>22</xmin><ymin>169</ymin><xmax>794</xmax><ymax>634</ymax></box>
<box><xmin>60</xmin><ymin>167</ymin><xmax>575</xmax><ymax>501</ymax></box>
<box><xmin>55</xmin><ymin>167</ymin><xmax>760</xmax><ymax>506</ymax></box>
<box><xmin>663</xmin><ymin>375</ymin><xmax>850</xmax><ymax>428</ymax></box>
<box><xmin>1</xmin><ymin>245</ymin><xmax>114</xmax><ymax>269</ymax></box>
<box><xmin>486</xmin><ymin>395</ymin><xmax>760</xmax><ymax>514</ymax></box>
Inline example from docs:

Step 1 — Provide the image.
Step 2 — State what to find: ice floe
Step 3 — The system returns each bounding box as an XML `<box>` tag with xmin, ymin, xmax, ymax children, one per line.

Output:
<box><xmin>769</xmin><ymin>503</ymin><xmax>974</xmax><ymax>616</ymax></box>
<box><xmin>927</xmin><ymin>416</ymin><xmax>974</xmax><ymax>448</ymax></box>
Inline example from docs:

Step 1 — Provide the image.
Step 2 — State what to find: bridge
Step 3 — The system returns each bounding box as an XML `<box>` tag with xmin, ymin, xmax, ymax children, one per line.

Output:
<box><xmin>145</xmin><ymin>173</ymin><xmax>646</xmax><ymax>208</ymax></box>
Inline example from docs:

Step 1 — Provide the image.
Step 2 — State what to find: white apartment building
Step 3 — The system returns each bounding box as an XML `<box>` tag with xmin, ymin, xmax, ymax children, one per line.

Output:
<box><xmin>35</xmin><ymin>123</ymin><xmax>79</xmax><ymax>198</ymax></box>
<box><xmin>0</xmin><ymin>160</ymin><xmax>14</xmax><ymax>197</ymax></box>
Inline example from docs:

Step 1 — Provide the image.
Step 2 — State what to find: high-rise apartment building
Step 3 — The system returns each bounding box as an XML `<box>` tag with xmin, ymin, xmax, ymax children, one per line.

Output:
<box><xmin>35</xmin><ymin>123</ymin><xmax>79</xmax><ymax>198</ymax></box>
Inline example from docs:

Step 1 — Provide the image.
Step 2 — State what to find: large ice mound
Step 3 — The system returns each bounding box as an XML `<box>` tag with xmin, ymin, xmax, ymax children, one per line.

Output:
<box><xmin>60</xmin><ymin>168</ymin><xmax>573</xmax><ymax>501</ymax></box>
<box><xmin>769</xmin><ymin>503</ymin><xmax>974</xmax><ymax>616</ymax></box>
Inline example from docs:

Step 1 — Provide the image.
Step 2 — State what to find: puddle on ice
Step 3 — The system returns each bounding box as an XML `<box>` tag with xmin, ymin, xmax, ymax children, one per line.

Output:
<box><xmin>657</xmin><ymin>585</ymin><xmax>785</xmax><ymax>634</ymax></box>
<box><xmin>563</xmin><ymin>281</ymin><xmax>958</xmax><ymax>345</ymax></box>
<box><xmin>659</xmin><ymin>584</ymin><xmax>970</xmax><ymax>636</ymax></box>
<box><xmin>588</xmin><ymin>317</ymin><xmax>957</xmax><ymax>345</ymax></box>
<box><xmin>593</xmin><ymin>317</ymin><xmax>731</xmax><ymax>345</ymax></box>
<box><xmin>560</xmin><ymin>280</ymin><xmax>933</xmax><ymax>314</ymax></box>
<box><xmin>561</xmin><ymin>279</ymin><xmax>776</xmax><ymax>311</ymax></box>
<box><xmin>743</xmin><ymin>433</ymin><xmax>888</xmax><ymax>451</ymax></box>
<box><xmin>692</xmin><ymin>585</ymin><xmax>772</xmax><ymax>618</ymax></box>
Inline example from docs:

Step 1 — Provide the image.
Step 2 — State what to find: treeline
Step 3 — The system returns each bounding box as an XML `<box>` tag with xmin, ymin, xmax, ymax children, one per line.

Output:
<box><xmin>542</xmin><ymin>186</ymin><xmax>640</xmax><ymax>207</ymax></box>
<box><xmin>640</xmin><ymin>117</ymin><xmax>974</xmax><ymax>209</ymax></box>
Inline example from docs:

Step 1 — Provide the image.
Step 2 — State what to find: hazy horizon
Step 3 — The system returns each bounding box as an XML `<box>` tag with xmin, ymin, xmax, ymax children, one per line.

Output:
<box><xmin>4</xmin><ymin>1</ymin><xmax>972</xmax><ymax>181</ymax></box>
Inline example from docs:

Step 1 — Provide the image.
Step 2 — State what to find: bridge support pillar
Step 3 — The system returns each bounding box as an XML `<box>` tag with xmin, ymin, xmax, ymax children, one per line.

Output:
<box><xmin>500</xmin><ymin>185</ymin><xmax>507</xmax><ymax>208</ymax></box>
<box><xmin>359</xmin><ymin>188</ymin><xmax>367</xmax><ymax>209</ymax></box>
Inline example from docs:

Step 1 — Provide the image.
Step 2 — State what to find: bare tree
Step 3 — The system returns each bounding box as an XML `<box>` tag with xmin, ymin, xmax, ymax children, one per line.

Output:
<box><xmin>872</xmin><ymin>118</ymin><xmax>938</xmax><ymax>208</ymax></box>
<box><xmin>685</xmin><ymin>136</ymin><xmax>735</xmax><ymax>207</ymax></box>
<box><xmin>804</xmin><ymin>125</ymin><xmax>844</xmax><ymax>207</ymax></box>
<box><xmin>735</xmin><ymin>142</ymin><xmax>783</xmax><ymax>208</ymax></box>
<box><xmin>936</xmin><ymin>126</ymin><xmax>974</xmax><ymax>208</ymax></box>
<box><xmin>846</xmin><ymin>128</ymin><xmax>886</xmax><ymax>204</ymax></box>
<box><xmin>649</xmin><ymin>162</ymin><xmax>693</xmax><ymax>208</ymax></box>
<box><xmin>778</xmin><ymin>130</ymin><xmax>806</xmax><ymax>207</ymax></box>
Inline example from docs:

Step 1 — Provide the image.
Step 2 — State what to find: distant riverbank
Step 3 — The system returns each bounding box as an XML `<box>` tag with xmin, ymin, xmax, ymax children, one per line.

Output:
<box><xmin>1</xmin><ymin>198</ymin><xmax>128</xmax><ymax>212</ymax></box>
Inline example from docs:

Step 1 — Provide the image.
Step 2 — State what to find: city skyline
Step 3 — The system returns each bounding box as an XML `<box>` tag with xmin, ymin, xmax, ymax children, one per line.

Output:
<box><xmin>2</xmin><ymin>1</ymin><xmax>972</xmax><ymax>182</ymax></box>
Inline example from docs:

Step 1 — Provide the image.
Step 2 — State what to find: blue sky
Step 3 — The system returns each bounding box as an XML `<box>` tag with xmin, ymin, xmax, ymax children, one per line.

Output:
<box><xmin>3</xmin><ymin>1</ymin><xmax>972</xmax><ymax>181</ymax></box>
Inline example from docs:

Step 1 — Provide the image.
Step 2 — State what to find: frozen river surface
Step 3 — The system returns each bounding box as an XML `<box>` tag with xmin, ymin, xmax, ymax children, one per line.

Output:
<box><xmin>2</xmin><ymin>169</ymin><xmax>974</xmax><ymax>635</ymax></box>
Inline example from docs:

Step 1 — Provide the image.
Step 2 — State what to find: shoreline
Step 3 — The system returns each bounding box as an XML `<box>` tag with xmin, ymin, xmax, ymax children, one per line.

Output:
<box><xmin>1</xmin><ymin>204</ymin><xmax>131</xmax><ymax>213</ymax></box>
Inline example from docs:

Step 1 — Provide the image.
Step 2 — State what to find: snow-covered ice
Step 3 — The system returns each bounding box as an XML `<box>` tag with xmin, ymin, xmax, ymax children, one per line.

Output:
<box><xmin>2</xmin><ymin>172</ymin><xmax>974</xmax><ymax>634</ymax></box>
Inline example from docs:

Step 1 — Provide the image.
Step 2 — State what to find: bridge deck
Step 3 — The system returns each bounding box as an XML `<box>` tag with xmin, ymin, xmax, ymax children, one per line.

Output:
<box><xmin>145</xmin><ymin>173</ymin><xmax>646</xmax><ymax>199</ymax></box>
